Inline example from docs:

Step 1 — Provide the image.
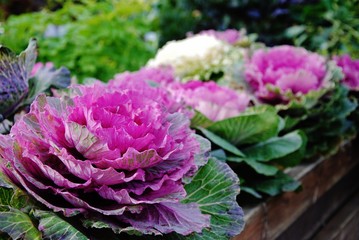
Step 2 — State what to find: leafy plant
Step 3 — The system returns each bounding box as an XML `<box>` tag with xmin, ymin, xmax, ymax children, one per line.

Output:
<box><xmin>0</xmin><ymin>39</ymin><xmax>71</xmax><ymax>134</ymax></box>
<box><xmin>0</xmin><ymin>158</ymin><xmax>244</xmax><ymax>239</ymax></box>
<box><xmin>192</xmin><ymin>105</ymin><xmax>306</xmax><ymax>199</ymax></box>
<box><xmin>286</xmin><ymin>0</ymin><xmax>359</xmax><ymax>58</ymax></box>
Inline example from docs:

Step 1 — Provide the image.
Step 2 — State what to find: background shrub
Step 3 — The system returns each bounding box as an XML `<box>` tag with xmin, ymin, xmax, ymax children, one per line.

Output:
<box><xmin>157</xmin><ymin>0</ymin><xmax>359</xmax><ymax>57</ymax></box>
<box><xmin>0</xmin><ymin>0</ymin><xmax>159</xmax><ymax>82</ymax></box>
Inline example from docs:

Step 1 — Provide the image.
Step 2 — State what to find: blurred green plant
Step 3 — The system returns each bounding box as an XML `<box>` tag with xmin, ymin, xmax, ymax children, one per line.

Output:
<box><xmin>285</xmin><ymin>0</ymin><xmax>359</xmax><ymax>58</ymax></box>
<box><xmin>0</xmin><ymin>0</ymin><xmax>159</xmax><ymax>82</ymax></box>
<box><xmin>157</xmin><ymin>0</ymin><xmax>359</xmax><ymax>58</ymax></box>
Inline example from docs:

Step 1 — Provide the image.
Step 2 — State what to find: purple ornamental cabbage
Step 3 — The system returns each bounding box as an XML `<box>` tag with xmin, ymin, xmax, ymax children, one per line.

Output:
<box><xmin>0</xmin><ymin>40</ymin><xmax>71</xmax><ymax>134</ymax></box>
<box><xmin>0</xmin><ymin>81</ymin><xmax>211</xmax><ymax>235</ymax></box>
<box><xmin>245</xmin><ymin>45</ymin><xmax>327</xmax><ymax>103</ymax></box>
<box><xmin>0</xmin><ymin>39</ymin><xmax>37</xmax><ymax>121</ymax></box>
<box><xmin>334</xmin><ymin>54</ymin><xmax>359</xmax><ymax>90</ymax></box>
<box><xmin>169</xmin><ymin>80</ymin><xmax>251</xmax><ymax>121</ymax></box>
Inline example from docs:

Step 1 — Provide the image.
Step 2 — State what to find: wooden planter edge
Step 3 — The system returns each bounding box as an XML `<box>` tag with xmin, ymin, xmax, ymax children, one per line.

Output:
<box><xmin>233</xmin><ymin>139</ymin><xmax>359</xmax><ymax>240</ymax></box>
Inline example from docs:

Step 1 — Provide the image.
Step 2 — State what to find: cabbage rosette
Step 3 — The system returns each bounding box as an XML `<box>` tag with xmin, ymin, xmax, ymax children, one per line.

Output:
<box><xmin>168</xmin><ymin>80</ymin><xmax>251</xmax><ymax>122</ymax></box>
<box><xmin>333</xmin><ymin>55</ymin><xmax>359</xmax><ymax>129</ymax></box>
<box><xmin>0</xmin><ymin>80</ymin><xmax>216</xmax><ymax>236</ymax></box>
<box><xmin>334</xmin><ymin>54</ymin><xmax>359</xmax><ymax>91</ymax></box>
<box><xmin>245</xmin><ymin>45</ymin><xmax>333</xmax><ymax>104</ymax></box>
<box><xmin>244</xmin><ymin>45</ymin><xmax>357</xmax><ymax>158</ymax></box>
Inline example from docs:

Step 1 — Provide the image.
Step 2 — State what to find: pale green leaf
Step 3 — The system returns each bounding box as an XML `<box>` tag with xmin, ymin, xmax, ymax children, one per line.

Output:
<box><xmin>207</xmin><ymin>106</ymin><xmax>281</xmax><ymax>146</ymax></box>
<box><xmin>0</xmin><ymin>206</ymin><xmax>41</xmax><ymax>240</ymax></box>
<box><xmin>169</xmin><ymin>158</ymin><xmax>245</xmax><ymax>239</ymax></box>
<box><xmin>33</xmin><ymin>210</ymin><xmax>88</xmax><ymax>240</ymax></box>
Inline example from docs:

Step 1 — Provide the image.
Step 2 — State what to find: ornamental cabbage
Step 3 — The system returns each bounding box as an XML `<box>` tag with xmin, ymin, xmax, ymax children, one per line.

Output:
<box><xmin>169</xmin><ymin>80</ymin><xmax>251</xmax><ymax>121</ymax></box>
<box><xmin>0</xmin><ymin>39</ymin><xmax>36</xmax><ymax>121</ymax></box>
<box><xmin>0</xmin><ymin>40</ymin><xmax>71</xmax><ymax>134</ymax></box>
<box><xmin>0</xmin><ymin>81</ymin><xmax>211</xmax><ymax>235</ymax></box>
<box><xmin>197</xmin><ymin>29</ymin><xmax>243</xmax><ymax>45</ymax></box>
<box><xmin>334</xmin><ymin>54</ymin><xmax>359</xmax><ymax>90</ymax></box>
<box><xmin>245</xmin><ymin>45</ymin><xmax>327</xmax><ymax>103</ymax></box>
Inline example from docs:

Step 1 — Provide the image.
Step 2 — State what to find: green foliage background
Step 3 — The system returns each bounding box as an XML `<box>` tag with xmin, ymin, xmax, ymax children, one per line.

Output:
<box><xmin>156</xmin><ymin>0</ymin><xmax>359</xmax><ymax>57</ymax></box>
<box><xmin>0</xmin><ymin>0</ymin><xmax>159</xmax><ymax>82</ymax></box>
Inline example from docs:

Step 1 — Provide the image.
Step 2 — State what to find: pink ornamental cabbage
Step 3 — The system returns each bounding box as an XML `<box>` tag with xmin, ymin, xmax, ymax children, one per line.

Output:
<box><xmin>334</xmin><ymin>55</ymin><xmax>359</xmax><ymax>90</ymax></box>
<box><xmin>245</xmin><ymin>45</ymin><xmax>326</xmax><ymax>102</ymax></box>
<box><xmin>113</xmin><ymin>66</ymin><xmax>175</xmax><ymax>85</ymax></box>
<box><xmin>109</xmin><ymin>67</ymin><xmax>192</xmax><ymax>117</ymax></box>
<box><xmin>169</xmin><ymin>80</ymin><xmax>251</xmax><ymax>121</ymax></box>
<box><xmin>0</xmin><ymin>82</ymin><xmax>211</xmax><ymax>235</ymax></box>
<box><xmin>198</xmin><ymin>29</ymin><xmax>242</xmax><ymax>45</ymax></box>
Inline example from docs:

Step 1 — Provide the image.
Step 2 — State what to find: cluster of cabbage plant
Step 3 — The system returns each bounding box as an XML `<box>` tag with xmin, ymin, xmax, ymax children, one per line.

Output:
<box><xmin>0</xmin><ymin>27</ymin><xmax>358</xmax><ymax>239</ymax></box>
<box><xmin>149</xmin><ymin>29</ymin><xmax>358</xmax><ymax>199</ymax></box>
<box><xmin>0</xmin><ymin>42</ymin><xmax>244</xmax><ymax>240</ymax></box>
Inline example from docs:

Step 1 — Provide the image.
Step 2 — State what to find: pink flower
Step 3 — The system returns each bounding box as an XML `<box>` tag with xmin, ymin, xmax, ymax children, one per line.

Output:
<box><xmin>169</xmin><ymin>80</ymin><xmax>251</xmax><ymax>121</ymax></box>
<box><xmin>333</xmin><ymin>54</ymin><xmax>359</xmax><ymax>90</ymax></box>
<box><xmin>0</xmin><ymin>81</ymin><xmax>210</xmax><ymax>235</ymax></box>
<box><xmin>245</xmin><ymin>45</ymin><xmax>326</xmax><ymax>102</ymax></box>
<box><xmin>198</xmin><ymin>29</ymin><xmax>242</xmax><ymax>45</ymax></box>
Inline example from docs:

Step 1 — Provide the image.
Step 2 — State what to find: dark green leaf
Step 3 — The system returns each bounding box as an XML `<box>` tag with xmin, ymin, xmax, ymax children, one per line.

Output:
<box><xmin>242</xmin><ymin>131</ymin><xmax>303</xmax><ymax>162</ymax></box>
<box><xmin>197</xmin><ymin>127</ymin><xmax>245</xmax><ymax>157</ymax></box>
<box><xmin>240</xmin><ymin>187</ymin><xmax>262</xmax><ymax>199</ymax></box>
<box><xmin>254</xmin><ymin>172</ymin><xmax>301</xmax><ymax>196</ymax></box>
<box><xmin>274</xmin><ymin>130</ymin><xmax>307</xmax><ymax>167</ymax></box>
<box><xmin>244</xmin><ymin>159</ymin><xmax>278</xmax><ymax>176</ymax></box>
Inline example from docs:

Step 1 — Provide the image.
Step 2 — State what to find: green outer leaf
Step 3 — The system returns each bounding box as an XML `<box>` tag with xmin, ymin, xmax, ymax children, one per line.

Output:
<box><xmin>169</xmin><ymin>158</ymin><xmax>244</xmax><ymax>239</ymax></box>
<box><xmin>18</xmin><ymin>38</ymin><xmax>37</xmax><ymax>77</ymax></box>
<box><xmin>0</xmin><ymin>173</ymin><xmax>33</xmax><ymax>210</ymax></box>
<box><xmin>26</xmin><ymin>66</ymin><xmax>71</xmax><ymax>105</ymax></box>
<box><xmin>0</xmin><ymin>172</ymin><xmax>13</xmax><ymax>189</ymax></box>
<box><xmin>240</xmin><ymin>187</ymin><xmax>262</xmax><ymax>199</ymax></box>
<box><xmin>33</xmin><ymin>210</ymin><xmax>88</xmax><ymax>240</ymax></box>
<box><xmin>190</xmin><ymin>110</ymin><xmax>214</xmax><ymax>128</ymax></box>
<box><xmin>253</xmin><ymin>172</ymin><xmax>301</xmax><ymax>196</ymax></box>
<box><xmin>197</xmin><ymin>127</ymin><xmax>245</xmax><ymax>157</ymax></box>
<box><xmin>244</xmin><ymin>160</ymin><xmax>278</xmax><ymax>176</ymax></box>
<box><xmin>0</xmin><ymin>206</ymin><xmax>41</xmax><ymax>240</ymax></box>
<box><xmin>274</xmin><ymin>130</ymin><xmax>308</xmax><ymax>167</ymax></box>
<box><xmin>225</xmin><ymin>154</ymin><xmax>278</xmax><ymax>176</ymax></box>
<box><xmin>242</xmin><ymin>131</ymin><xmax>303</xmax><ymax>162</ymax></box>
<box><xmin>207</xmin><ymin>106</ymin><xmax>281</xmax><ymax>146</ymax></box>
